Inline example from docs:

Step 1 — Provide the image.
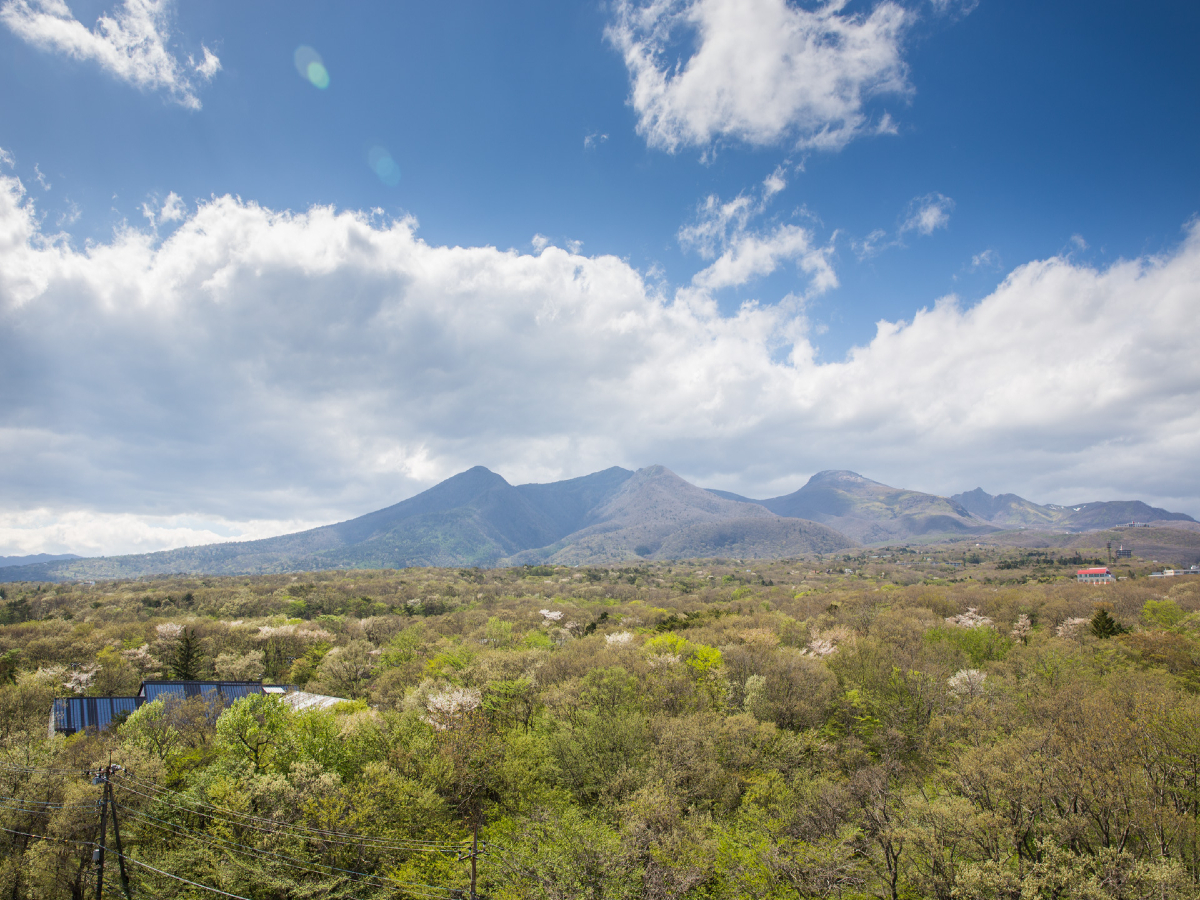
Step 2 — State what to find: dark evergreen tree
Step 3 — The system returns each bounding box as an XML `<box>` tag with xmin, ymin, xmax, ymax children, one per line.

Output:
<box><xmin>169</xmin><ymin>626</ymin><xmax>204</xmax><ymax>680</ymax></box>
<box><xmin>1089</xmin><ymin>607</ymin><xmax>1126</xmax><ymax>639</ymax></box>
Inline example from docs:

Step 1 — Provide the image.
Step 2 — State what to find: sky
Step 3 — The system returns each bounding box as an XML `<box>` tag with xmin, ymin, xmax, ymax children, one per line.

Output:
<box><xmin>0</xmin><ymin>0</ymin><xmax>1198</xmax><ymax>557</ymax></box>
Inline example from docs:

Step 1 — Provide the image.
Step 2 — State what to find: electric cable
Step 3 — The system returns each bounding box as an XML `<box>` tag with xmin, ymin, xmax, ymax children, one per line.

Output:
<box><xmin>113</xmin><ymin>774</ymin><xmax>462</xmax><ymax>852</ymax></box>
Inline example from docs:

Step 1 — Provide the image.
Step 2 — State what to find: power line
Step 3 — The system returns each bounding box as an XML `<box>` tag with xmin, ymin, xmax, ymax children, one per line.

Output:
<box><xmin>114</xmin><ymin>804</ymin><xmax>385</xmax><ymax>893</ymax></box>
<box><xmin>114</xmin><ymin>771</ymin><xmax>460</xmax><ymax>847</ymax></box>
<box><xmin>0</xmin><ymin>823</ymin><xmax>96</xmax><ymax>848</ymax></box>
<box><xmin>113</xmin><ymin>853</ymin><xmax>255</xmax><ymax>900</ymax></box>
<box><xmin>113</xmin><ymin>774</ymin><xmax>462</xmax><ymax>852</ymax></box>
<box><xmin>114</xmin><ymin>804</ymin><xmax>456</xmax><ymax>899</ymax></box>
<box><xmin>0</xmin><ymin>766</ymin><xmax>465</xmax><ymax>899</ymax></box>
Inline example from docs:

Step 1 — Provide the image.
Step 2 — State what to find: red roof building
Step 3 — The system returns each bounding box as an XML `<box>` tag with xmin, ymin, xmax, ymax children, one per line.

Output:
<box><xmin>1077</xmin><ymin>567</ymin><xmax>1114</xmax><ymax>584</ymax></box>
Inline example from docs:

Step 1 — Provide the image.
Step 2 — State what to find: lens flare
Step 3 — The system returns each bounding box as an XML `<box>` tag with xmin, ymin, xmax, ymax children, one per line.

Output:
<box><xmin>293</xmin><ymin>45</ymin><xmax>330</xmax><ymax>89</ymax></box>
<box><xmin>368</xmin><ymin>146</ymin><xmax>401</xmax><ymax>186</ymax></box>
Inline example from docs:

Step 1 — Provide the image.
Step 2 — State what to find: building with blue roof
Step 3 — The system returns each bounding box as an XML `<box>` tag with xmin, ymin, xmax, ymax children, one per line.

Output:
<box><xmin>49</xmin><ymin>680</ymin><xmax>296</xmax><ymax>737</ymax></box>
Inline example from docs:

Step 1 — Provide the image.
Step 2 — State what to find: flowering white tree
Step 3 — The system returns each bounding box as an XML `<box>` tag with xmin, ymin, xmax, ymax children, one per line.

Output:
<box><xmin>425</xmin><ymin>686</ymin><xmax>482</xmax><ymax>731</ymax></box>
<box><xmin>801</xmin><ymin>625</ymin><xmax>854</xmax><ymax>658</ymax></box>
<box><xmin>605</xmin><ymin>631</ymin><xmax>633</xmax><ymax>646</ymax></box>
<box><xmin>63</xmin><ymin>667</ymin><xmax>97</xmax><ymax>694</ymax></box>
<box><xmin>121</xmin><ymin>644</ymin><xmax>161</xmax><ymax>678</ymax></box>
<box><xmin>948</xmin><ymin>669</ymin><xmax>987</xmax><ymax>698</ymax></box>
<box><xmin>1010</xmin><ymin>614</ymin><xmax>1032</xmax><ymax>643</ymax></box>
<box><xmin>1056</xmin><ymin>617</ymin><xmax>1091</xmax><ymax>640</ymax></box>
<box><xmin>946</xmin><ymin>608</ymin><xmax>993</xmax><ymax>628</ymax></box>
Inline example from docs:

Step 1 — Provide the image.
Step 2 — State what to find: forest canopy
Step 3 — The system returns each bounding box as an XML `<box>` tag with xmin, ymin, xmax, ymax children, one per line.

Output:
<box><xmin>2</xmin><ymin>551</ymin><xmax>1200</xmax><ymax>899</ymax></box>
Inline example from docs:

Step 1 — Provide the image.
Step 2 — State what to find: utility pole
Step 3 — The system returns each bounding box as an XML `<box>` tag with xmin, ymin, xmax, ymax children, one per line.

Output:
<box><xmin>94</xmin><ymin>771</ymin><xmax>109</xmax><ymax>900</ymax></box>
<box><xmin>91</xmin><ymin>762</ymin><xmax>131</xmax><ymax>900</ymax></box>
<box><xmin>457</xmin><ymin>814</ymin><xmax>486</xmax><ymax>900</ymax></box>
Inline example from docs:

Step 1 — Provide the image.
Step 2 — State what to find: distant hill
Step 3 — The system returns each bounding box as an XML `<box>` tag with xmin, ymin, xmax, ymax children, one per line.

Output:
<box><xmin>726</xmin><ymin>470</ymin><xmax>997</xmax><ymax>543</ymax></box>
<box><xmin>952</xmin><ymin>488</ymin><xmax>1196</xmax><ymax>531</ymax></box>
<box><xmin>0</xmin><ymin>553</ymin><xmax>81</xmax><ymax>569</ymax></box>
<box><xmin>1</xmin><ymin>465</ymin><xmax>852</xmax><ymax>581</ymax></box>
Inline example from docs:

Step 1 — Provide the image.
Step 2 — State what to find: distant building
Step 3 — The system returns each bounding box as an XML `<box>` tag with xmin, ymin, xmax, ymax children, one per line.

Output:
<box><xmin>1115</xmin><ymin>547</ymin><xmax>1133</xmax><ymax>559</ymax></box>
<box><xmin>1077</xmin><ymin>567</ymin><xmax>1115</xmax><ymax>584</ymax></box>
<box><xmin>1149</xmin><ymin>566</ymin><xmax>1200</xmax><ymax>578</ymax></box>
<box><xmin>48</xmin><ymin>680</ymin><xmax>345</xmax><ymax>737</ymax></box>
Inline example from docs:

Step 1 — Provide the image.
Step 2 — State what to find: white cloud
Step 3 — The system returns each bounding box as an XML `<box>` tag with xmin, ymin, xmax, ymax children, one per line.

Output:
<box><xmin>970</xmin><ymin>248</ymin><xmax>998</xmax><ymax>270</ymax></box>
<box><xmin>690</xmin><ymin>224</ymin><xmax>836</xmax><ymax>295</ymax></box>
<box><xmin>584</xmin><ymin>132</ymin><xmax>609</xmax><ymax>149</ymax></box>
<box><xmin>33</xmin><ymin>164</ymin><xmax>50</xmax><ymax>190</ymax></box>
<box><xmin>0</xmin><ymin>509</ymin><xmax>326</xmax><ymax>557</ymax></box>
<box><xmin>853</xmin><ymin>227</ymin><xmax>890</xmax><ymax>260</ymax></box>
<box><xmin>678</xmin><ymin>173</ymin><xmax>835</xmax><ymax>295</ymax></box>
<box><xmin>0</xmin><ymin>0</ymin><xmax>220</xmax><ymax>109</ymax></box>
<box><xmin>141</xmin><ymin>190</ymin><xmax>186</xmax><ymax>227</ymax></box>
<box><xmin>159</xmin><ymin>191</ymin><xmax>185</xmax><ymax>222</ymax></box>
<box><xmin>55</xmin><ymin>199</ymin><xmax>80</xmax><ymax>226</ymax></box>
<box><xmin>606</xmin><ymin>0</ymin><xmax>911</xmax><ymax>152</ymax></box>
<box><xmin>1</xmin><ymin>170</ymin><xmax>1199</xmax><ymax>555</ymax></box>
<box><xmin>853</xmin><ymin>192</ymin><xmax>953</xmax><ymax>258</ymax></box>
<box><xmin>900</xmin><ymin>192</ymin><xmax>953</xmax><ymax>236</ymax></box>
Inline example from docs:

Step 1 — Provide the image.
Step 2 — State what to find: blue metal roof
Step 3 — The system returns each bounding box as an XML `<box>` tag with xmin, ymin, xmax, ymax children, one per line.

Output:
<box><xmin>137</xmin><ymin>681</ymin><xmax>267</xmax><ymax>704</ymax></box>
<box><xmin>51</xmin><ymin>696</ymin><xmax>142</xmax><ymax>735</ymax></box>
<box><xmin>51</xmin><ymin>683</ymin><xmax>300</xmax><ymax>734</ymax></box>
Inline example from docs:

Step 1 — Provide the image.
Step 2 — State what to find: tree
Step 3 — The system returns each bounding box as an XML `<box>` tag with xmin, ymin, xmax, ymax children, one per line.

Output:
<box><xmin>169</xmin><ymin>626</ymin><xmax>205</xmax><ymax>679</ymax></box>
<box><xmin>1090</xmin><ymin>607</ymin><xmax>1126</xmax><ymax>639</ymax></box>
<box><xmin>215</xmin><ymin>693</ymin><xmax>290</xmax><ymax>772</ymax></box>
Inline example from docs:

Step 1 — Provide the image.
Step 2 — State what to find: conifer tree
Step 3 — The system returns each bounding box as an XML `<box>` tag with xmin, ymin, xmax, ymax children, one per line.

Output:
<box><xmin>1089</xmin><ymin>607</ymin><xmax>1125</xmax><ymax>639</ymax></box>
<box><xmin>169</xmin><ymin>626</ymin><xmax>204</xmax><ymax>679</ymax></box>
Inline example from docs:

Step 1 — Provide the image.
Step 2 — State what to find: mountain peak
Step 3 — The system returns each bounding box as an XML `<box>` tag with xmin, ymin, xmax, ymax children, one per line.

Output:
<box><xmin>804</xmin><ymin>470</ymin><xmax>879</xmax><ymax>487</ymax></box>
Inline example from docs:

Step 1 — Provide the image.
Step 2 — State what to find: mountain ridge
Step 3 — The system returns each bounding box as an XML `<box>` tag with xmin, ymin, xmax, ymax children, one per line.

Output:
<box><xmin>7</xmin><ymin>468</ymin><xmax>1196</xmax><ymax>582</ymax></box>
<box><xmin>951</xmin><ymin>487</ymin><xmax>1195</xmax><ymax>530</ymax></box>
<box><xmin>1</xmin><ymin>465</ymin><xmax>851</xmax><ymax>581</ymax></box>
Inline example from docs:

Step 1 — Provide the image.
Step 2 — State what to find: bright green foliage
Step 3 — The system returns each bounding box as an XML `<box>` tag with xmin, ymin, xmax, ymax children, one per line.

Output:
<box><xmin>214</xmin><ymin>692</ymin><xmax>291</xmax><ymax>771</ymax></box>
<box><xmin>926</xmin><ymin>623</ymin><xmax>1012</xmax><ymax>665</ymax></box>
<box><xmin>1142</xmin><ymin>597</ymin><xmax>1187</xmax><ymax>628</ymax></box>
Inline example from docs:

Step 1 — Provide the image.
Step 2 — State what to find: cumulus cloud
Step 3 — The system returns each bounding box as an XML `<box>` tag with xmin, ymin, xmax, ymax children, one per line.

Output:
<box><xmin>1</xmin><ymin>170</ymin><xmax>1199</xmax><ymax>554</ymax></box>
<box><xmin>900</xmin><ymin>192</ymin><xmax>954</xmax><ymax>236</ymax></box>
<box><xmin>607</xmin><ymin>0</ymin><xmax>910</xmax><ymax>152</ymax></box>
<box><xmin>0</xmin><ymin>0</ymin><xmax>220</xmax><ymax>109</ymax></box>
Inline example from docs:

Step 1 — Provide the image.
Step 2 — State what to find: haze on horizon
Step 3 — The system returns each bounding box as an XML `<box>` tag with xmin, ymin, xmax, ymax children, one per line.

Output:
<box><xmin>1</xmin><ymin>0</ymin><xmax>1198</xmax><ymax>559</ymax></box>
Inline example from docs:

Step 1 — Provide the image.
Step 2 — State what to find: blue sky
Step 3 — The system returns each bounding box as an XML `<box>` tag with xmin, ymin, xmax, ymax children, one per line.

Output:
<box><xmin>1</xmin><ymin>0</ymin><xmax>1198</xmax><ymax>555</ymax></box>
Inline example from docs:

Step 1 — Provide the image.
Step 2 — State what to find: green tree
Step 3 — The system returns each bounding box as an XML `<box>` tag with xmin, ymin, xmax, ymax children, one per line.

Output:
<box><xmin>169</xmin><ymin>626</ymin><xmax>205</xmax><ymax>679</ymax></box>
<box><xmin>1090</xmin><ymin>607</ymin><xmax>1126</xmax><ymax>639</ymax></box>
<box><xmin>215</xmin><ymin>693</ymin><xmax>290</xmax><ymax>771</ymax></box>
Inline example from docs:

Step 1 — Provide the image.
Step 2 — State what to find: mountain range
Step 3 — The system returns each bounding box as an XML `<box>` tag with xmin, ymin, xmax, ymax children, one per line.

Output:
<box><xmin>0</xmin><ymin>553</ymin><xmax>80</xmax><ymax>569</ymax></box>
<box><xmin>2</xmin><ymin>467</ymin><xmax>1194</xmax><ymax>581</ymax></box>
<box><xmin>950</xmin><ymin>488</ymin><xmax>1195</xmax><ymax>530</ymax></box>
